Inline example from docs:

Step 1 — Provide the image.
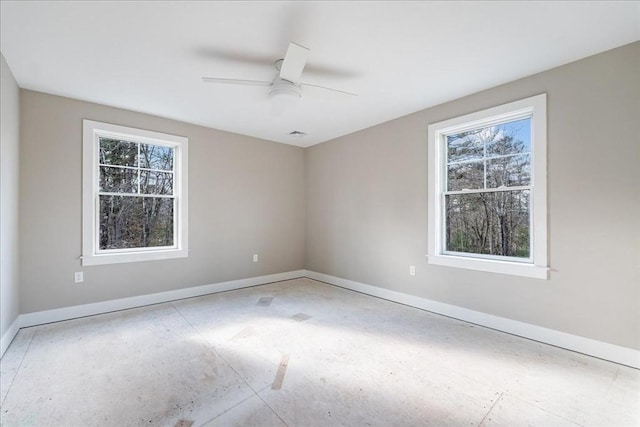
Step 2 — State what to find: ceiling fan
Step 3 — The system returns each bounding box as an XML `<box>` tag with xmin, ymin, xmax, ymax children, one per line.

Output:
<box><xmin>201</xmin><ymin>42</ymin><xmax>358</xmax><ymax>106</ymax></box>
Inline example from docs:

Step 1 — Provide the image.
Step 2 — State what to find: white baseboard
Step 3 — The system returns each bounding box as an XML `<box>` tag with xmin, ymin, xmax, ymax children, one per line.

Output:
<box><xmin>5</xmin><ymin>269</ymin><xmax>638</xmax><ymax>369</ymax></box>
<box><xmin>1</xmin><ymin>316</ymin><xmax>21</xmax><ymax>358</ymax></box>
<box><xmin>17</xmin><ymin>269</ymin><xmax>305</xmax><ymax>330</ymax></box>
<box><xmin>304</xmin><ymin>270</ymin><xmax>640</xmax><ymax>370</ymax></box>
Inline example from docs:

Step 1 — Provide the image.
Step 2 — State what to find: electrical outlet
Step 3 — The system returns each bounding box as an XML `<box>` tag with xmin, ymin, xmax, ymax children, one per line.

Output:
<box><xmin>253</xmin><ymin>254</ymin><xmax>259</xmax><ymax>262</ymax></box>
<box><xmin>74</xmin><ymin>272</ymin><xmax>84</xmax><ymax>283</ymax></box>
<box><xmin>409</xmin><ymin>265</ymin><xmax>416</xmax><ymax>276</ymax></box>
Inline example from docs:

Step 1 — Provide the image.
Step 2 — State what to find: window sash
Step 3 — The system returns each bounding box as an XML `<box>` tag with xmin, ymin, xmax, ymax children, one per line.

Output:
<box><xmin>444</xmin><ymin>185</ymin><xmax>531</xmax><ymax>196</ymax></box>
<box><xmin>98</xmin><ymin>163</ymin><xmax>174</xmax><ymax>173</ymax></box>
<box><xmin>94</xmin><ymin>195</ymin><xmax>178</xmax><ymax>254</ymax></box>
<box><xmin>440</xmin><ymin>187</ymin><xmax>534</xmax><ymax>263</ymax></box>
<box><xmin>97</xmin><ymin>192</ymin><xmax>175</xmax><ymax>199</ymax></box>
<box><xmin>96</xmin><ymin>137</ymin><xmax>178</xmax><ymax>252</ymax></box>
<box><xmin>439</xmin><ymin>116</ymin><xmax>534</xmax><ymax>263</ymax></box>
<box><xmin>447</xmin><ymin>152</ymin><xmax>531</xmax><ymax>166</ymax></box>
<box><xmin>98</xmin><ymin>138</ymin><xmax>175</xmax><ymax>196</ymax></box>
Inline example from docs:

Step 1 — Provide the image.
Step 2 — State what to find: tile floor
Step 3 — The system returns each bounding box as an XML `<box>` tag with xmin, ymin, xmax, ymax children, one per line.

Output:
<box><xmin>1</xmin><ymin>278</ymin><xmax>638</xmax><ymax>426</ymax></box>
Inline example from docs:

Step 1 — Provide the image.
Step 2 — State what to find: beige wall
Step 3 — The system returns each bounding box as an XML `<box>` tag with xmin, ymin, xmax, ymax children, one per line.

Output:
<box><xmin>11</xmin><ymin>42</ymin><xmax>640</xmax><ymax>352</ymax></box>
<box><xmin>1</xmin><ymin>53</ymin><xmax>21</xmax><ymax>343</ymax></box>
<box><xmin>306</xmin><ymin>42</ymin><xmax>640</xmax><ymax>350</ymax></box>
<box><xmin>19</xmin><ymin>91</ymin><xmax>306</xmax><ymax>313</ymax></box>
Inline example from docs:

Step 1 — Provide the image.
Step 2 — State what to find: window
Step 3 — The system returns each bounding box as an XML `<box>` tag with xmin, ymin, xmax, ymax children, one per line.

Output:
<box><xmin>82</xmin><ymin>120</ymin><xmax>188</xmax><ymax>266</ymax></box>
<box><xmin>427</xmin><ymin>94</ymin><xmax>547</xmax><ymax>279</ymax></box>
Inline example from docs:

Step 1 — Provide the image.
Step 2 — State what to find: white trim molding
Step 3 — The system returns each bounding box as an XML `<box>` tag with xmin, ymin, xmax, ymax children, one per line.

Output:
<box><xmin>19</xmin><ymin>270</ymin><xmax>305</xmax><ymax>328</ymax></box>
<box><xmin>4</xmin><ymin>269</ymin><xmax>638</xmax><ymax>370</ymax></box>
<box><xmin>304</xmin><ymin>270</ymin><xmax>640</xmax><ymax>369</ymax></box>
<box><xmin>1</xmin><ymin>316</ymin><xmax>21</xmax><ymax>358</ymax></box>
<box><xmin>0</xmin><ymin>270</ymin><xmax>305</xmax><ymax>359</ymax></box>
<box><xmin>427</xmin><ymin>94</ymin><xmax>548</xmax><ymax>279</ymax></box>
<box><xmin>82</xmin><ymin>120</ymin><xmax>189</xmax><ymax>266</ymax></box>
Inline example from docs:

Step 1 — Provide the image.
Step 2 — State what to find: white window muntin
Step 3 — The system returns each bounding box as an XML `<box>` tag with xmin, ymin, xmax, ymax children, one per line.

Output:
<box><xmin>82</xmin><ymin>120</ymin><xmax>189</xmax><ymax>266</ymax></box>
<box><xmin>427</xmin><ymin>94</ymin><xmax>547</xmax><ymax>279</ymax></box>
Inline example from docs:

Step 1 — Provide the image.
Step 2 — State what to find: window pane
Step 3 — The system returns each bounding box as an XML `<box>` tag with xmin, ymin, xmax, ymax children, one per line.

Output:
<box><xmin>99</xmin><ymin>166</ymin><xmax>137</xmax><ymax>193</ymax></box>
<box><xmin>99</xmin><ymin>195</ymin><xmax>174</xmax><ymax>250</ymax></box>
<box><xmin>99</xmin><ymin>138</ymin><xmax>138</xmax><ymax>167</ymax></box>
<box><xmin>447</xmin><ymin>131</ymin><xmax>483</xmax><ymax>163</ymax></box>
<box><xmin>140</xmin><ymin>143</ymin><xmax>174</xmax><ymax>171</ymax></box>
<box><xmin>486</xmin><ymin>118</ymin><xmax>531</xmax><ymax>157</ymax></box>
<box><xmin>139</xmin><ymin>170</ymin><xmax>173</xmax><ymax>195</ymax></box>
<box><xmin>447</xmin><ymin>160</ymin><xmax>484</xmax><ymax>191</ymax></box>
<box><xmin>486</xmin><ymin>154</ymin><xmax>530</xmax><ymax>188</ymax></box>
<box><xmin>445</xmin><ymin>190</ymin><xmax>530</xmax><ymax>258</ymax></box>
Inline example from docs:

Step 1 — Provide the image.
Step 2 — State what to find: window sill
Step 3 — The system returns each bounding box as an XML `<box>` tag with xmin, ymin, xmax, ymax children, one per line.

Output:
<box><xmin>82</xmin><ymin>248</ymin><xmax>188</xmax><ymax>266</ymax></box>
<box><xmin>427</xmin><ymin>254</ymin><xmax>548</xmax><ymax>279</ymax></box>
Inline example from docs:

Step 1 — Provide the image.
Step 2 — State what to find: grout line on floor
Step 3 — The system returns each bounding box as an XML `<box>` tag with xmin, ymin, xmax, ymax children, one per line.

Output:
<box><xmin>251</xmin><ymin>378</ymin><xmax>290</xmax><ymax>426</ymax></box>
<box><xmin>198</xmin><ymin>392</ymin><xmax>256</xmax><ymax>425</ymax></box>
<box><xmin>0</xmin><ymin>329</ymin><xmax>37</xmax><ymax>408</ymax></box>
<box><xmin>169</xmin><ymin>302</ymin><xmax>290</xmax><ymax>426</ymax></box>
<box><xmin>477</xmin><ymin>391</ymin><xmax>504</xmax><ymax>426</ymax></box>
<box><xmin>508</xmin><ymin>393</ymin><xmax>586</xmax><ymax>427</ymax></box>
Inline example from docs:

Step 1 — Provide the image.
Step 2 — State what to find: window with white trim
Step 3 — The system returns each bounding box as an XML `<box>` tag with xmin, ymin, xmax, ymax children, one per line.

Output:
<box><xmin>82</xmin><ymin>120</ymin><xmax>188</xmax><ymax>266</ymax></box>
<box><xmin>427</xmin><ymin>94</ymin><xmax>547</xmax><ymax>279</ymax></box>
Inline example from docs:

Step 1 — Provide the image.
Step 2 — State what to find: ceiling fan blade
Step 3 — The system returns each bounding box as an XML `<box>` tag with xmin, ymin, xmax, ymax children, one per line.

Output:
<box><xmin>279</xmin><ymin>42</ymin><xmax>309</xmax><ymax>84</ymax></box>
<box><xmin>302</xmin><ymin>64</ymin><xmax>362</xmax><ymax>79</ymax></box>
<box><xmin>301</xmin><ymin>82</ymin><xmax>358</xmax><ymax>97</ymax></box>
<box><xmin>202</xmin><ymin>77</ymin><xmax>271</xmax><ymax>87</ymax></box>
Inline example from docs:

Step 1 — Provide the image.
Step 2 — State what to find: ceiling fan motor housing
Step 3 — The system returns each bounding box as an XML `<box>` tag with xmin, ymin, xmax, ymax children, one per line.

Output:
<box><xmin>269</xmin><ymin>77</ymin><xmax>303</xmax><ymax>99</ymax></box>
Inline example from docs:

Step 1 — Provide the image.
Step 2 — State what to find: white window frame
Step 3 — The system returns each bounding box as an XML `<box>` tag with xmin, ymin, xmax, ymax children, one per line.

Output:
<box><xmin>82</xmin><ymin>120</ymin><xmax>189</xmax><ymax>266</ymax></box>
<box><xmin>427</xmin><ymin>94</ymin><xmax>548</xmax><ymax>279</ymax></box>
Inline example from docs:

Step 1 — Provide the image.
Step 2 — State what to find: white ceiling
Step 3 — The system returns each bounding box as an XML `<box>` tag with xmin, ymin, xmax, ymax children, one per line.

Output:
<box><xmin>1</xmin><ymin>1</ymin><xmax>639</xmax><ymax>147</ymax></box>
